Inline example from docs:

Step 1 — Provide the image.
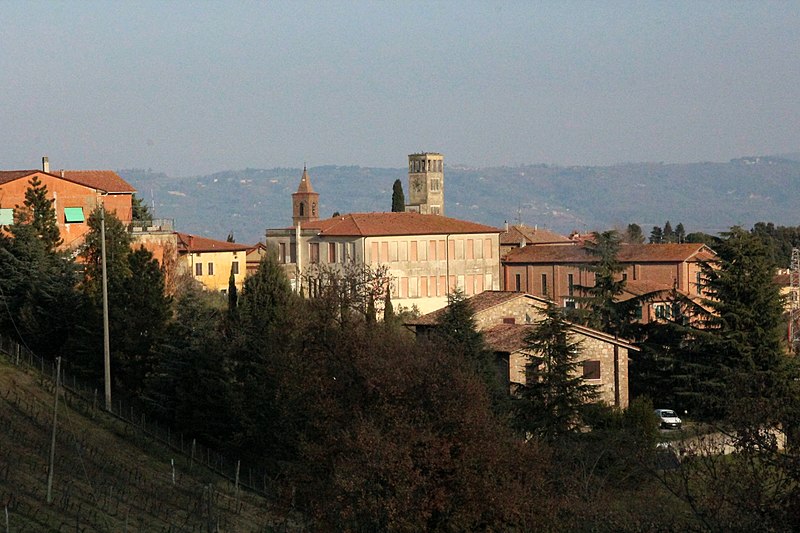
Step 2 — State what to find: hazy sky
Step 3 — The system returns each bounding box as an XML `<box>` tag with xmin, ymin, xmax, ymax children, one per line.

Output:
<box><xmin>2</xmin><ymin>1</ymin><xmax>798</xmax><ymax>176</ymax></box>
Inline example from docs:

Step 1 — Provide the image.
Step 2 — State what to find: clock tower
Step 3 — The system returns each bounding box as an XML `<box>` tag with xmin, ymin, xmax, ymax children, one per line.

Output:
<box><xmin>292</xmin><ymin>165</ymin><xmax>320</xmax><ymax>226</ymax></box>
<box><xmin>405</xmin><ymin>152</ymin><xmax>444</xmax><ymax>215</ymax></box>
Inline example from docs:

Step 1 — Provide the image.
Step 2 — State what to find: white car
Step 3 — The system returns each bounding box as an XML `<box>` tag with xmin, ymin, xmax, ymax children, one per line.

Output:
<box><xmin>654</xmin><ymin>409</ymin><xmax>682</xmax><ymax>430</ymax></box>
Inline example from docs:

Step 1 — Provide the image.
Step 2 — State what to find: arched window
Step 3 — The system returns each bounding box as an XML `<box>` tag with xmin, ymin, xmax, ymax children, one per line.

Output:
<box><xmin>299</xmin><ymin>202</ymin><xmax>305</xmax><ymax>216</ymax></box>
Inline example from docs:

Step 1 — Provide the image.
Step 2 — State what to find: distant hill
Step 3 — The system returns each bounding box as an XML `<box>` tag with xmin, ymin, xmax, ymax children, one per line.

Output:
<box><xmin>120</xmin><ymin>154</ymin><xmax>800</xmax><ymax>245</ymax></box>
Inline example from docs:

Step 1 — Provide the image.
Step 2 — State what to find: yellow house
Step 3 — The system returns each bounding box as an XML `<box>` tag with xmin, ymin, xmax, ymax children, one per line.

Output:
<box><xmin>176</xmin><ymin>232</ymin><xmax>249</xmax><ymax>293</ymax></box>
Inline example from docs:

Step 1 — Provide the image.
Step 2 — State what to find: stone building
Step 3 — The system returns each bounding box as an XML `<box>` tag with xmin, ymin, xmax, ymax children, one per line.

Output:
<box><xmin>406</xmin><ymin>291</ymin><xmax>634</xmax><ymax>408</ymax></box>
<box><xmin>405</xmin><ymin>152</ymin><xmax>444</xmax><ymax>215</ymax></box>
<box><xmin>266</xmin><ymin>166</ymin><xmax>501</xmax><ymax>314</ymax></box>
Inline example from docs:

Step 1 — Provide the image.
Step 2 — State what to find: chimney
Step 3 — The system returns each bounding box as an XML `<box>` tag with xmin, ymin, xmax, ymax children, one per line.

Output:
<box><xmin>504</xmin><ymin>220</ymin><xmax>509</xmax><ymax>232</ymax></box>
<box><xmin>42</xmin><ymin>157</ymin><xmax>50</xmax><ymax>173</ymax></box>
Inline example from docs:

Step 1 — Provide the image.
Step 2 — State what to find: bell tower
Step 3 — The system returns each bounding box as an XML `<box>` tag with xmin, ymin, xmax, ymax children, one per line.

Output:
<box><xmin>405</xmin><ymin>152</ymin><xmax>444</xmax><ymax>215</ymax></box>
<box><xmin>292</xmin><ymin>165</ymin><xmax>320</xmax><ymax>226</ymax></box>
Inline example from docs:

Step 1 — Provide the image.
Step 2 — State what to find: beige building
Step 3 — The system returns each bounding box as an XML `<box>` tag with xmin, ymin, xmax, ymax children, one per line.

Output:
<box><xmin>405</xmin><ymin>152</ymin><xmax>444</xmax><ymax>215</ymax></box>
<box><xmin>176</xmin><ymin>232</ymin><xmax>249</xmax><ymax>293</ymax></box>
<box><xmin>407</xmin><ymin>291</ymin><xmax>634</xmax><ymax>408</ymax></box>
<box><xmin>266</xmin><ymin>167</ymin><xmax>501</xmax><ymax>314</ymax></box>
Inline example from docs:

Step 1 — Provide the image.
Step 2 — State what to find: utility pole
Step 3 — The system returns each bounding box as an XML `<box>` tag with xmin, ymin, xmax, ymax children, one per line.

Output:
<box><xmin>101</xmin><ymin>207</ymin><xmax>112</xmax><ymax>410</ymax></box>
<box><xmin>46</xmin><ymin>357</ymin><xmax>61</xmax><ymax>504</ymax></box>
<box><xmin>790</xmin><ymin>248</ymin><xmax>800</xmax><ymax>354</ymax></box>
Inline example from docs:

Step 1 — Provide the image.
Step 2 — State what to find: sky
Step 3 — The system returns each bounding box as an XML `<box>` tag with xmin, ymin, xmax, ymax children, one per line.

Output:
<box><xmin>1</xmin><ymin>1</ymin><xmax>798</xmax><ymax>176</ymax></box>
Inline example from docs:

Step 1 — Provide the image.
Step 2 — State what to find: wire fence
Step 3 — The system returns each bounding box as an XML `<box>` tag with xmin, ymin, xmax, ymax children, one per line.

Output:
<box><xmin>0</xmin><ymin>334</ymin><xmax>282</xmax><ymax>503</ymax></box>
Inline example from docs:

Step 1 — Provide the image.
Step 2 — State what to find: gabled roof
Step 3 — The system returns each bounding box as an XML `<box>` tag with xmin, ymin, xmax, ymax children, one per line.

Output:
<box><xmin>483</xmin><ymin>323</ymin><xmax>638</xmax><ymax>354</ymax></box>
<box><xmin>176</xmin><ymin>232</ymin><xmax>250</xmax><ymax>253</ymax></box>
<box><xmin>0</xmin><ymin>169</ymin><xmax>135</xmax><ymax>194</ymax></box>
<box><xmin>500</xmin><ymin>224</ymin><xmax>572</xmax><ymax>245</ymax></box>
<box><xmin>0</xmin><ymin>170</ymin><xmax>38</xmax><ymax>186</ymax></box>
<box><xmin>285</xmin><ymin>212</ymin><xmax>501</xmax><ymax>237</ymax></box>
<box><xmin>59</xmin><ymin>170</ymin><xmax>136</xmax><ymax>194</ymax></box>
<box><xmin>504</xmin><ymin>242</ymin><xmax>716</xmax><ymax>264</ymax></box>
<box><xmin>405</xmin><ymin>290</ymin><xmax>550</xmax><ymax>326</ymax></box>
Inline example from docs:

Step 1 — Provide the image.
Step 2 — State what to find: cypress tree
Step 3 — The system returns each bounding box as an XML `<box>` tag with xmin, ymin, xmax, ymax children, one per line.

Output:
<box><xmin>391</xmin><ymin>179</ymin><xmax>405</xmax><ymax>212</ymax></box>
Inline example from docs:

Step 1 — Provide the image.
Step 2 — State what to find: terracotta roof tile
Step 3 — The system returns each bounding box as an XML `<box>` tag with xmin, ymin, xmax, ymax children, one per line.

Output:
<box><xmin>405</xmin><ymin>291</ymin><xmax>531</xmax><ymax>326</ymax></box>
<box><xmin>0</xmin><ymin>170</ymin><xmax>38</xmax><ymax>186</ymax></box>
<box><xmin>176</xmin><ymin>232</ymin><xmax>250</xmax><ymax>253</ymax></box>
<box><xmin>483</xmin><ymin>322</ymin><xmax>637</xmax><ymax>353</ymax></box>
<box><xmin>0</xmin><ymin>169</ymin><xmax>135</xmax><ymax>193</ymax></box>
<box><xmin>504</xmin><ymin>242</ymin><xmax>716</xmax><ymax>264</ymax></box>
<box><xmin>294</xmin><ymin>212</ymin><xmax>501</xmax><ymax>237</ymax></box>
<box><xmin>58</xmin><ymin>170</ymin><xmax>136</xmax><ymax>193</ymax></box>
<box><xmin>500</xmin><ymin>224</ymin><xmax>572</xmax><ymax>245</ymax></box>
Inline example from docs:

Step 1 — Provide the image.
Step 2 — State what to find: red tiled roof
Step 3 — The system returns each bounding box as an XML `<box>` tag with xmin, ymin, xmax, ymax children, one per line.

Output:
<box><xmin>483</xmin><ymin>322</ymin><xmax>637</xmax><ymax>353</ymax></box>
<box><xmin>504</xmin><ymin>242</ymin><xmax>715</xmax><ymax>264</ymax></box>
<box><xmin>0</xmin><ymin>169</ymin><xmax>135</xmax><ymax>193</ymax></box>
<box><xmin>294</xmin><ymin>212</ymin><xmax>501</xmax><ymax>237</ymax></box>
<box><xmin>176</xmin><ymin>232</ymin><xmax>250</xmax><ymax>253</ymax></box>
<box><xmin>405</xmin><ymin>291</ymin><xmax>536</xmax><ymax>326</ymax></box>
<box><xmin>500</xmin><ymin>224</ymin><xmax>572</xmax><ymax>245</ymax></box>
<box><xmin>58</xmin><ymin>170</ymin><xmax>136</xmax><ymax>193</ymax></box>
<box><xmin>0</xmin><ymin>170</ymin><xmax>38</xmax><ymax>186</ymax></box>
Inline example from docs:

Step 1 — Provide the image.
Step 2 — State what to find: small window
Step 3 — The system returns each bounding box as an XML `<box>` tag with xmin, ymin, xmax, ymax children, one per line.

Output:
<box><xmin>635</xmin><ymin>306</ymin><xmax>643</xmax><ymax>319</ymax></box>
<box><xmin>541</xmin><ymin>274</ymin><xmax>548</xmax><ymax>296</ymax></box>
<box><xmin>514</xmin><ymin>273</ymin><xmax>522</xmax><ymax>292</ymax></box>
<box><xmin>231</xmin><ymin>261</ymin><xmax>239</xmax><ymax>275</ymax></box>
<box><xmin>568</xmin><ymin>273</ymin><xmax>574</xmax><ymax>296</ymax></box>
<box><xmin>309</xmin><ymin>242</ymin><xmax>319</xmax><ymax>263</ymax></box>
<box><xmin>564</xmin><ymin>298</ymin><xmax>576</xmax><ymax>309</ymax></box>
<box><xmin>0</xmin><ymin>208</ymin><xmax>13</xmax><ymax>225</ymax></box>
<box><xmin>64</xmin><ymin>207</ymin><xmax>84</xmax><ymax>223</ymax></box>
<box><xmin>207</xmin><ymin>262</ymin><xmax>214</xmax><ymax>276</ymax></box>
<box><xmin>328</xmin><ymin>242</ymin><xmax>336</xmax><ymax>263</ymax></box>
<box><xmin>583</xmin><ymin>360</ymin><xmax>601</xmax><ymax>380</ymax></box>
<box><xmin>279</xmin><ymin>243</ymin><xmax>287</xmax><ymax>264</ymax></box>
<box><xmin>195</xmin><ymin>263</ymin><xmax>202</xmax><ymax>276</ymax></box>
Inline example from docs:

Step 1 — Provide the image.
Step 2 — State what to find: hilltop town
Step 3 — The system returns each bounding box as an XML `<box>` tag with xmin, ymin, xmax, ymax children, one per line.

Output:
<box><xmin>1</xmin><ymin>152</ymin><xmax>799</xmax><ymax>530</ymax></box>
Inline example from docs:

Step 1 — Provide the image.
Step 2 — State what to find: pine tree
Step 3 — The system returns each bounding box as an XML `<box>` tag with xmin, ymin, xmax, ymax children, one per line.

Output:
<box><xmin>624</xmin><ymin>223</ymin><xmax>645</xmax><ymax>244</ymax></box>
<box><xmin>19</xmin><ymin>176</ymin><xmax>62</xmax><ymax>251</ymax></box>
<box><xmin>674</xmin><ymin>222</ymin><xmax>686</xmax><ymax>244</ymax></box>
<box><xmin>131</xmin><ymin>193</ymin><xmax>152</xmax><ymax>222</ymax></box>
<box><xmin>690</xmin><ymin>227</ymin><xmax>794</xmax><ymax>421</ymax></box>
<box><xmin>663</xmin><ymin>221</ymin><xmax>675</xmax><ymax>243</ymax></box>
<box><xmin>514</xmin><ymin>303</ymin><xmax>597</xmax><ymax>440</ymax></box>
<box><xmin>391</xmin><ymin>179</ymin><xmax>405</xmax><ymax>212</ymax></box>
<box><xmin>435</xmin><ymin>289</ymin><xmax>504</xmax><ymax>406</ymax></box>
<box><xmin>575</xmin><ymin>230</ymin><xmax>631</xmax><ymax>336</ymax></box>
<box><xmin>649</xmin><ymin>226</ymin><xmax>663</xmax><ymax>244</ymax></box>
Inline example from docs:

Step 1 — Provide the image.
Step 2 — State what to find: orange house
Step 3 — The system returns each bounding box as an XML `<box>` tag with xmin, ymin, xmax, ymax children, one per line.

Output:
<box><xmin>0</xmin><ymin>160</ymin><xmax>135</xmax><ymax>249</ymax></box>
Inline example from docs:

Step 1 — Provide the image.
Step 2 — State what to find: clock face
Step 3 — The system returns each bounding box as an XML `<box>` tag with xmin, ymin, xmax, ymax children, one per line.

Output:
<box><xmin>412</xmin><ymin>177</ymin><xmax>424</xmax><ymax>193</ymax></box>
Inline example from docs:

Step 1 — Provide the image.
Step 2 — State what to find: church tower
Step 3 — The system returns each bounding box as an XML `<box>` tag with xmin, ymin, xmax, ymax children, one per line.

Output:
<box><xmin>292</xmin><ymin>165</ymin><xmax>320</xmax><ymax>226</ymax></box>
<box><xmin>405</xmin><ymin>152</ymin><xmax>444</xmax><ymax>215</ymax></box>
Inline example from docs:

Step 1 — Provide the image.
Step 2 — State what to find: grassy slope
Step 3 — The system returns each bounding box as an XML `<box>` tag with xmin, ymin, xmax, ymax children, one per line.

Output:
<box><xmin>0</xmin><ymin>357</ymin><xmax>300</xmax><ymax>532</ymax></box>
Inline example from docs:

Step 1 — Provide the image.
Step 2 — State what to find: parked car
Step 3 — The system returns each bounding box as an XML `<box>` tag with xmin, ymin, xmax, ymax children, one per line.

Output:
<box><xmin>654</xmin><ymin>409</ymin><xmax>682</xmax><ymax>430</ymax></box>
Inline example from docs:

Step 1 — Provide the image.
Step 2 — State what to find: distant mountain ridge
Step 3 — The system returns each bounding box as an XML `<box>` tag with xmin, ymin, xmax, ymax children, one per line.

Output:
<box><xmin>119</xmin><ymin>155</ymin><xmax>800</xmax><ymax>245</ymax></box>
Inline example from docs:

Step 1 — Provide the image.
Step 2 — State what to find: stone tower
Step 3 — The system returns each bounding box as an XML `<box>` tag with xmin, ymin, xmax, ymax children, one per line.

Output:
<box><xmin>405</xmin><ymin>152</ymin><xmax>444</xmax><ymax>215</ymax></box>
<box><xmin>292</xmin><ymin>165</ymin><xmax>320</xmax><ymax>226</ymax></box>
